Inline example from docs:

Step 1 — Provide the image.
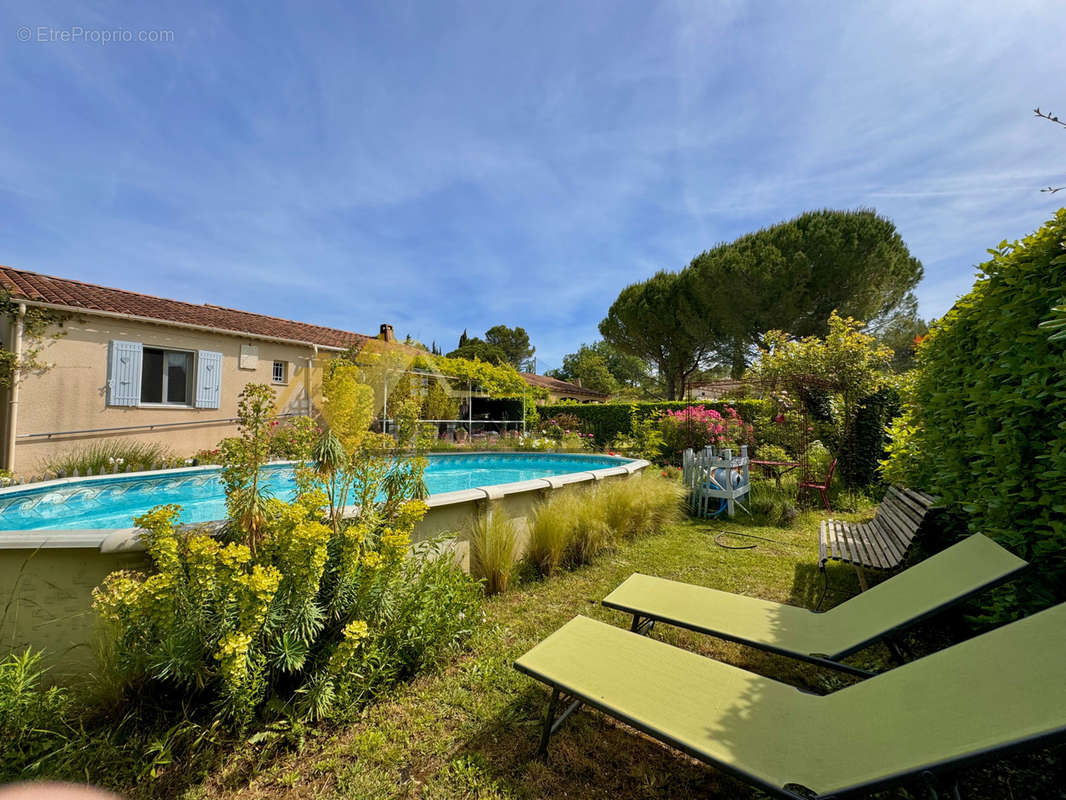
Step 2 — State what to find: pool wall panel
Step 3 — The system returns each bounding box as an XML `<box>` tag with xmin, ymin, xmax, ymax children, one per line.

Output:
<box><xmin>0</xmin><ymin>458</ymin><xmax>647</xmax><ymax>680</ymax></box>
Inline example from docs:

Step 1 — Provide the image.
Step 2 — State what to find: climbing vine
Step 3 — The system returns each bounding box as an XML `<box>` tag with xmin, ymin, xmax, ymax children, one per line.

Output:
<box><xmin>0</xmin><ymin>291</ymin><xmax>67</xmax><ymax>388</ymax></box>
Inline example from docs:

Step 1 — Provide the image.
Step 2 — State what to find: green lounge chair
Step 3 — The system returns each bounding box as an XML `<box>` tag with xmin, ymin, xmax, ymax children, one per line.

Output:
<box><xmin>514</xmin><ymin>604</ymin><xmax>1066</xmax><ymax>799</ymax></box>
<box><xmin>601</xmin><ymin>533</ymin><xmax>1026</xmax><ymax>676</ymax></box>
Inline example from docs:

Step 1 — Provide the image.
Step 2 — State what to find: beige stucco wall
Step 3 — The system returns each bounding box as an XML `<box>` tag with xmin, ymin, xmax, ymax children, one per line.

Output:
<box><xmin>10</xmin><ymin>314</ymin><xmax>332</xmax><ymax>473</ymax></box>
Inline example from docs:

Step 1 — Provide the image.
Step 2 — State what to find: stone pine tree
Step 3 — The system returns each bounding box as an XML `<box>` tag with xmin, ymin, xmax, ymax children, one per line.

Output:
<box><xmin>599</xmin><ymin>270</ymin><xmax>718</xmax><ymax>400</ymax></box>
<box><xmin>686</xmin><ymin>208</ymin><xmax>924</xmax><ymax>377</ymax></box>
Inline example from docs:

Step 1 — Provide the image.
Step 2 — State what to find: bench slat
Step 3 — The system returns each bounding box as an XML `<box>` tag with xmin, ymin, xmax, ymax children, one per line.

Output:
<box><xmin>868</xmin><ymin>518</ymin><xmax>906</xmax><ymax>565</ymax></box>
<box><xmin>857</xmin><ymin>522</ymin><xmax>891</xmax><ymax>571</ymax></box>
<box><xmin>819</xmin><ymin>487</ymin><xmax>935</xmax><ymax>576</ymax></box>
<box><xmin>836</xmin><ymin>520</ymin><xmax>873</xmax><ymax>567</ymax></box>
<box><xmin>880</xmin><ymin>503</ymin><xmax>923</xmax><ymax>550</ymax></box>
<box><xmin>884</xmin><ymin>488</ymin><xmax>930</xmax><ymax>523</ymax></box>
<box><xmin>868</xmin><ymin>525</ymin><xmax>904</xmax><ymax>569</ymax></box>
<box><xmin>827</xmin><ymin>519</ymin><xmax>844</xmax><ymax>561</ymax></box>
<box><xmin>827</xmin><ymin>519</ymin><xmax>844</xmax><ymax>562</ymax></box>
<box><xmin>862</xmin><ymin>522</ymin><xmax>894</xmax><ymax>569</ymax></box>
<box><xmin>874</xmin><ymin>506</ymin><xmax>914</xmax><ymax>553</ymax></box>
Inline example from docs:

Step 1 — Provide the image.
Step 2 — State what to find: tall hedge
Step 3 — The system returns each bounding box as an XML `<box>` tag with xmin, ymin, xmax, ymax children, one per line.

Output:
<box><xmin>537</xmin><ymin>400</ymin><xmax>769</xmax><ymax>446</ymax></box>
<box><xmin>883</xmin><ymin>210</ymin><xmax>1066</xmax><ymax>618</ymax></box>
<box><xmin>838</xmin><ymin>387</ymin><xmax>901</xmax><ymax>489</ymax></box>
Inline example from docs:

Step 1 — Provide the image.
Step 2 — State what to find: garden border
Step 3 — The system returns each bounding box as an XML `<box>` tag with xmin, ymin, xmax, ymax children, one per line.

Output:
<box><xmin>0</xmin><ymin>453</ymin><xmax>648</xmax><ymax>678</ymax></box>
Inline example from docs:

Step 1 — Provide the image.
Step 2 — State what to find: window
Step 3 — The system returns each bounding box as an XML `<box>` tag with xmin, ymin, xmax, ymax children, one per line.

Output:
<box><xmin>272</xmin><ymin>360</ymin><xmax>287</xmax><ymax>384</ymax></box>
<box><xmin>140</xmin><ymin>348</ymin><xmax>193</xmax><ymax>405</ymax></box>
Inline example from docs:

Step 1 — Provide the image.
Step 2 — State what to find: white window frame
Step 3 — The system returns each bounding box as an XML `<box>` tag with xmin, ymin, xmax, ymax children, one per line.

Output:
<box><xmin>140</xmin><ymin>346</ymin><xmax>196</xmax><ymax>407</ymax></box>
<box><xmin>272</xmin><ymin>360</ymin><xmax>287</xmax><ymax>385</ymax></box>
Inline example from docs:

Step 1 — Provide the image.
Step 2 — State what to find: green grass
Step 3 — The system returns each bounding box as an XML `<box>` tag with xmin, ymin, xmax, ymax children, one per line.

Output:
<box><xmin>165</xmin><ymin>509</ymin><xmax>1030</xmax><ymax>800</ymax></box>
<box><xmin>468</xmin><ymin>509</ymin><xmax>520</xmax><ymax>595</ymax></box>
<box><xmin>25</xmin><ymin>507</ymin><xmax>1063</xmax><ymax>799</ymax></box>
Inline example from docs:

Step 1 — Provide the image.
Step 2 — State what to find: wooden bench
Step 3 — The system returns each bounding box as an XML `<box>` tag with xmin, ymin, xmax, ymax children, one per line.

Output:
<box><xmin>819</xmin><ymin>486</ymin><xmax>938</xmax><ymax>590</ymax></box>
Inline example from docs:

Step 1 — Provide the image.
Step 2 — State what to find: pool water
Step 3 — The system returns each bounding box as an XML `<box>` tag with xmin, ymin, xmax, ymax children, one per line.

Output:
<box><xmin>0</xmin><ymin>453</ymin><xmax>631</xmax><ymax>531</ymax></box>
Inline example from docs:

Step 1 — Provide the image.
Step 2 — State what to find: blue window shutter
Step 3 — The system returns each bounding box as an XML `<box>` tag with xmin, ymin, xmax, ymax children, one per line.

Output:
<box><xmin>196</xmin><ymin>350</ymin><xmax>223</xmax><ymax>408</ymax></box>
<box><xmin>107</xmin><ymin>340</ymin><xmax>142</xmax><ymax>406</ymax></box>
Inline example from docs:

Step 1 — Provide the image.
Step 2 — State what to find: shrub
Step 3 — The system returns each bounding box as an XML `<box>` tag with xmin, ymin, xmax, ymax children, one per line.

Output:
<box><xmin>748</xmin><ymin>479</ymin><xmax>799</xmax><ymax>527</ymax></box>
<box><xmin>526</xmin><ymin>473</ymin><xmax>683</xmax><ymax>575</ymax></box>
<box><xmin>837</xmin><ymin>386</ymin><xmax>900</xmax><ymax>488</ymax></box>
<box><xmin>527</xmin><ymin>493</ymin><xmax>577</xmax><ymax>576</ymax></box>
<box><xmin>420</xmin><ymin>381</ymin><xmax>459</xmax><ymax>422</ymax></box>
<box><xmin>567</xmin><ymin>489</ymin><xmax>614</xmax><ymax>566</ymax></box>
<box><xmin>882</xmin><ymin>210</ymin><xmax>1066</xmax><ymax>619</ymax></box>
<box><xmin>268</xmin><ymin>416</ymin><xmax>321</xmax><ymax>460</ymax></box>
<box><xmin>0</xmin><ymin>649</ymin><xmax>68</xmax><ymax>777</ymax></box>
<box><xmin>754</xmin><ymin>443</ymin><xmax>790</xmax><ymax>463</ymax></box>
<box><xmin>613</xmin><ymin>472</ymin><xmax>684</xmax><ymax>538</ymax></box>
<box><xmin>467</xmin><ymin>509</ymin><xmax>519</xmax><ymax>595</ymax></box>
<box><xmin>194</xmin><ymin>447</ymin><xmax>224</xmax><ymax>465</ymax></box>
<box><xmin>805</xmin><ymin>440</ymin><xmax>833</xmax><ymax>478</ymax></box>
<box><xmin>537</xmin><ymin>400</ymin><xmax>769</xmax><ymax>448</ymax></box>
<box><xmin>43</xmin><ymin>440</ymin><xmax>170</xmax><ymax>475</ymax></box>
<box><xmin>658</xmin><ymin>405</ymin><xmax>752</xmax><ymax>463</ymax></box>
<box><xmin>339</xmin><ymin>537</ymin><xmax>482</xmax><ymax>710</ymax></box>
<box><xmin>92</xmin><ymin>382</ymin><xmax>479</xmax><ymax>727</ymax></box>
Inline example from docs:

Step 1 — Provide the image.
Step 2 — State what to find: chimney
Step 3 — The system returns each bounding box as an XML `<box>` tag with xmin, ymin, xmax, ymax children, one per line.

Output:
<box><xmin>379</xmin><ymin>323</ymin><xmax>395</xmax><ymax>343</ymax></box>
<box><xmin>574</xmin><ymin>377</ymin><xmax>582</xmax><ymax>388</ymax></box>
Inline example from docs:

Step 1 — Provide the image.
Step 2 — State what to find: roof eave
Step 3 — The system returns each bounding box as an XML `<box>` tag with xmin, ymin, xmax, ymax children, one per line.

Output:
<box><xmin>18</xmin><ymin>298</ymin><xmax>355</xmax><ymax>352</ymax></box>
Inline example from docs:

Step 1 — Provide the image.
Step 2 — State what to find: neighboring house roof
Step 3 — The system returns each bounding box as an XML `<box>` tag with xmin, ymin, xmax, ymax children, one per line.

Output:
<box><xmin>0</xmin><ymin>265</ymin><xmax>373</xmax><ymax>350</ymax></box>
<box><xmin>521</xmin><ymin>372</ymin><xmax>608</xmax><ymax>399</ymax></box>
<box><xmin>687</xmin><ymin>378</ymin><xmax>747</xmax><ymax>395</ymax></box>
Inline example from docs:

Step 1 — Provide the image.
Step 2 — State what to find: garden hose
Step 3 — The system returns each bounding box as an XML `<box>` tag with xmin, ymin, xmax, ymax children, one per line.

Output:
<box><xmin>712</xmin><ymin>530</ymin><xmax>787</xmax><ymax>550</ymax></box>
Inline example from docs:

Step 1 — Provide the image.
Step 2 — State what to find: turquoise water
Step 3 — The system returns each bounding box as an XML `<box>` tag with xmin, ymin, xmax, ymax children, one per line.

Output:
<box><xmin>0</xmin><ymin>453</ymin><xmax>631</xmax><ymax>531</ymax></box>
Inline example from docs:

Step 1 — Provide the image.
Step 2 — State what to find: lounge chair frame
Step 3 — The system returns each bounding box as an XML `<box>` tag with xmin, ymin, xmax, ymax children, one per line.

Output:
<box><xmin>516</xmin><ymin>611</ymin><xmax>1066</xmax><ymax>800</ymax></box>
<box><xmin>603</xmin><ymin>534</ymin><xmax>1026</xmax><ymax>678</ymax></box>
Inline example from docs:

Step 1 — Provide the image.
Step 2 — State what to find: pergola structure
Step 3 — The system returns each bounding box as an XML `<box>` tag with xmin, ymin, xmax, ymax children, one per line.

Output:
<box><xmin>357</xmin><ymin>362</ymin><xmax>533</xmax><ymax>440</ymax></box>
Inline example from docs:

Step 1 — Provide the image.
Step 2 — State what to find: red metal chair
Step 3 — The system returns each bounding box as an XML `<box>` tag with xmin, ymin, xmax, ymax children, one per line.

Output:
<box><xmin>799</xmin><ymin>457</ymin><xmax>837</xmax><ymax>511</ymax></box>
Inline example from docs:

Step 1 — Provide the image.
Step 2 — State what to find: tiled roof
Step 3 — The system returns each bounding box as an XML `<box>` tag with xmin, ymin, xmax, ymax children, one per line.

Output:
<box><xmin>0</xmin><ymin>265</ymin><xmax>373</xmax><ymax>349</ymax></box>
<box><xmin>521</xmin><ymin>372</ymin><xmax>608</xmax><ymax>398</ymax></box>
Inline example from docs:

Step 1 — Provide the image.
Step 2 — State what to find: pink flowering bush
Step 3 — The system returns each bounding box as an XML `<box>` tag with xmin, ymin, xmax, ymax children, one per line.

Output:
<box><xmin>658</xmin><ymin>405</ymin><xmax>752</xmax><ymax>462</ymax></box>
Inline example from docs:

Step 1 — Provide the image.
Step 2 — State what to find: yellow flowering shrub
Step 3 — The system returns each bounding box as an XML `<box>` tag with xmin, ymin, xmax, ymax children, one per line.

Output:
<box><xmin>360</xmin><ymin>550</ymin><xmax>383</xmax><ymax>570</ymax></box>
<box><xmin>322</xmin><ymin>363</ymin><xmax>375</xmax><ymax>455</ymax></box>
<box><xmin>215</xmin><ymin>631</ymin><xmax>254</xmax><ymax>690</ymax></box>
<box><xmin>91</xmin><ymin>570</ymin><xmax>146</xmax><ymax>626</ymax></box>
<box><xmin>234</xmin><ymin>564</ymin><xmax>282</xmax><ymax>631</ymax></box>
<box><xmin>92</xmin><ymin>383</ymin><xmax>482</xmax><ymax>727</ymax></box>
<box><xmin>328</xmin><ymin>620</ymin><xmax>369</xmax><ymax>675</ymax></box>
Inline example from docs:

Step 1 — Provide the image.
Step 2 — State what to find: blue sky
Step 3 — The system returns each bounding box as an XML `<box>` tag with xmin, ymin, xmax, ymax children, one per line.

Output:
<box><xmin>1</xmin><ymin>1</ymin><xmax>1063</xmax><ymax>371</ymax></box>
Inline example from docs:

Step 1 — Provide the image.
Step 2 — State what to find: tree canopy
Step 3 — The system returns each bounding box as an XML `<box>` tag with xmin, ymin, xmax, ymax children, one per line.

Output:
<box><xmin>446</xmin><ymin>337</ymin><xmax>506</xmax><ymax>365</ymax></box>
<box><xmin>873</xmin><ymin>296</ymin><xmax>930</xmax><ymax>372</ymax></box>
<box><xmin>548</xmin><ymin>340</ymin><xmax>651</xmax><ymax>397</ymax></box>
<box><xmin>446</xmin><ymin>325</ymin><xmax>534</xmax><ymax>369</ymax></box>
<box><xmin>599</xmin><ymin>270</ymin><xmax>716</xmax><ymax>400</ymax></box>
<box><xmin>686</xmin><ymin>208</ymin><xmax>923</xmax><ymax>376</ymax></box>
<box><xmin>484</xmin><ymin>325</ymin><xmax>535</xmax><ymax>369</ymax></box>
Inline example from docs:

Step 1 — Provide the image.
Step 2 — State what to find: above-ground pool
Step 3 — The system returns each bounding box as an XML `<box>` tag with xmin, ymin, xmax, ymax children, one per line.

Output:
<box><xmin>0</xmin><ymin>453</ymin><xmax>634</xmax><ymax>531</ymax></box>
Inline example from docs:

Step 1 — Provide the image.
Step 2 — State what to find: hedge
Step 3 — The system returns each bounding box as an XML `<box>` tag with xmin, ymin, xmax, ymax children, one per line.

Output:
<box><xmin>537</xmin><ymin>400</ymin><xmax>769</xmax><ymax>447</ymax></box>
<box><xmin>882</xmin><ymin>209</ymin><xmax>1066</xmax><ymax>620</ymax></box>
<box><xmin>838</xmin><ymin>387</ymin><xmax>901</xmax><ymax>489</ymax></box>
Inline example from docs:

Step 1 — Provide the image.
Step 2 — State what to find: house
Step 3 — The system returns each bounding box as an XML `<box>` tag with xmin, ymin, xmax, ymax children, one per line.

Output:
<box><xmin>520</xmin><ymin>373</ymin><xmax>608</xmax><ymax>404</ymax></box>
<box><xmin>0</xmin><ymin>266</ymin><xmax>398</xmax><ymax>474</ymax></box>
<box><xmin>685</xmin><ymin>378</ymin><xmax>747</xmax><ymax>401</ymax></box>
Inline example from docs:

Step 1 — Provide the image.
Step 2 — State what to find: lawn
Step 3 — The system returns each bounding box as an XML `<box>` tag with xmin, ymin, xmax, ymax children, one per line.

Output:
<box><xmin>29</xmin><ymin>503</ymin><xmax>1055</xmax><ymax>800</ymax></box>
<box><xmin>173</xmin><ymin>509</ymin><xmax>1026</xmax><ymax>800</ymax></box>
